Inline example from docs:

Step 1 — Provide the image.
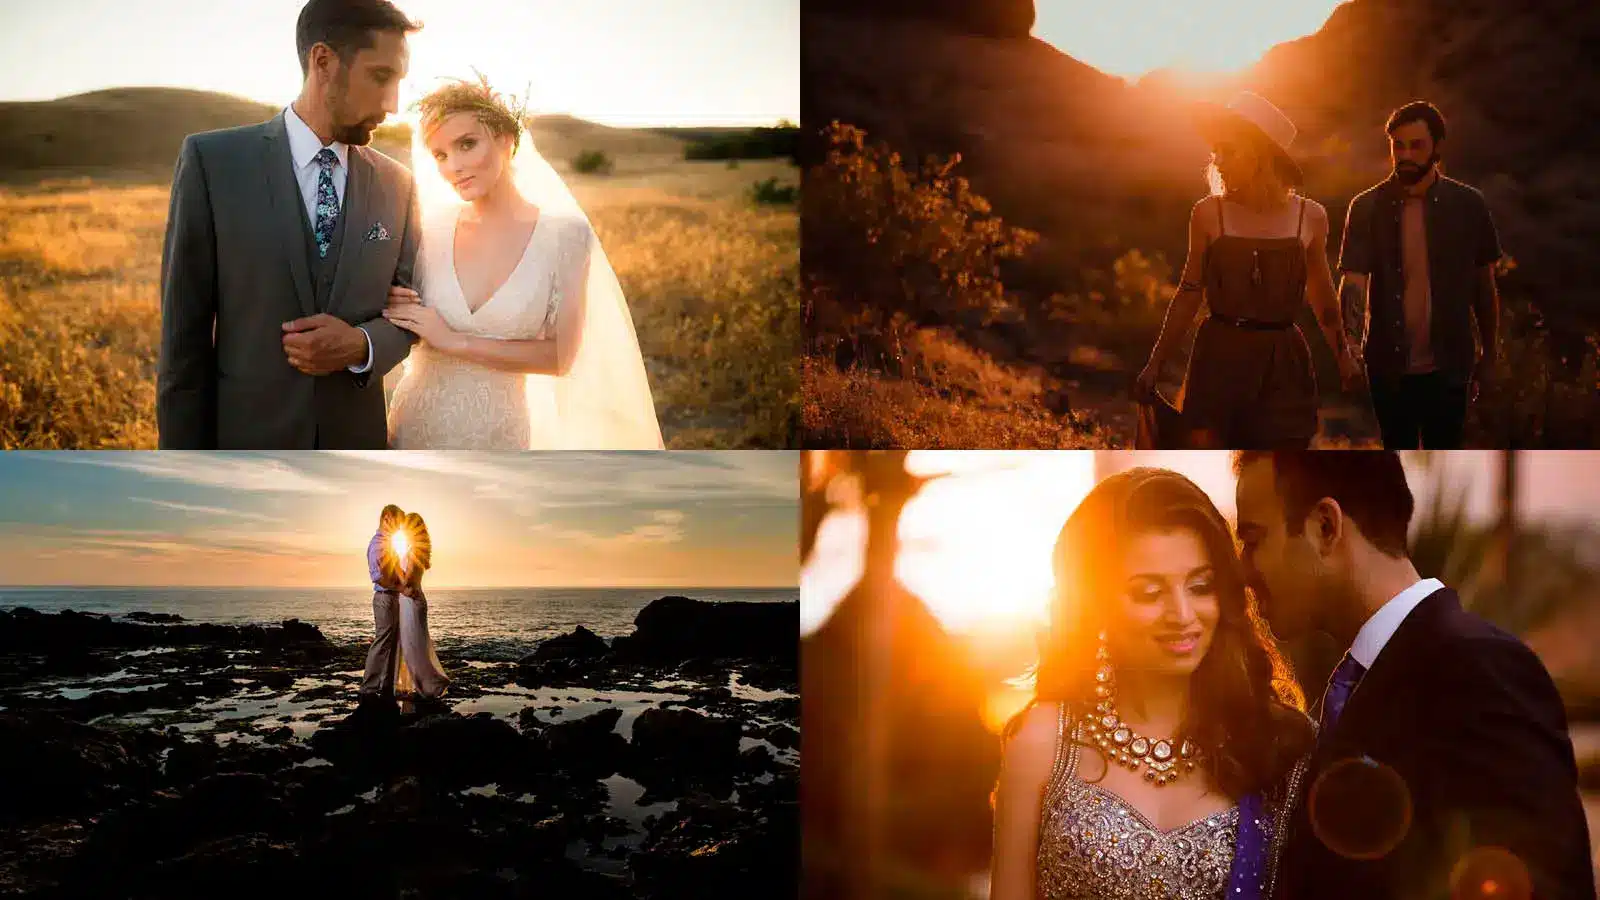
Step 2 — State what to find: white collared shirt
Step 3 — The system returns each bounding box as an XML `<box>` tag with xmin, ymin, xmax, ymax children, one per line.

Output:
<box><xmin>283</xmin><ymin>104</ymin><xmax>348</xmax><ymax>223</ymax></box>
<box><xmin>1348</xmin><ymin>577</ymin><xmax>1445</xmax><ymax>669</ymax></box>
<box><xmin>281</xmin><ymin>104</ymin><xmax>373</xmax><ymax>374</ymax></box>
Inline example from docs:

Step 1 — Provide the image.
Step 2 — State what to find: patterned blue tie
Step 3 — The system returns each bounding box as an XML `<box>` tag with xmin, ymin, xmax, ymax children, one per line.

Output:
<box><xmin>1318</xmin><ymin>652</ymin><xmax>1367</xmax><ymax>737</ymax></box>
<box><xmin>313</xmin><ymin>147</ymin><xmax>340</xmax><ymax>259</ymax></box>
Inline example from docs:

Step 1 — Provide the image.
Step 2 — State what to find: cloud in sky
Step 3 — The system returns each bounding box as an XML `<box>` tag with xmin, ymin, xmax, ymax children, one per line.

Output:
<box><xmin>0</xmin><ymin>452</ymin><xmax>797</xmax><ymax>588</ymax></box>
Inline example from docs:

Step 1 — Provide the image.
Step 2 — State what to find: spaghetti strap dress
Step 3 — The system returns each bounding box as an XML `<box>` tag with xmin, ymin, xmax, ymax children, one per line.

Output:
<box><xmin>1179</xmin><ymin>196</ymin><xmax>1319</xmax><ymax>448</ymax></box>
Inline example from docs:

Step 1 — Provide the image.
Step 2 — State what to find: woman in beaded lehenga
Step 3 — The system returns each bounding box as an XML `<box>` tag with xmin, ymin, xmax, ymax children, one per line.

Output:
<box><xmin>382</xmin><ymin>77</ymin><xmax>663</xmax><ymax>450</ymax></box>
<box><xmin>991</xmin><ymin>468</ymin><xmax>1316</xmax><ymax>900</ymax></box>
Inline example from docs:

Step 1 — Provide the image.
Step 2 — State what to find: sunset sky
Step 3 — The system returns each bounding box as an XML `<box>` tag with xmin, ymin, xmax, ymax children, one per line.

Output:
<box><xmin>802</xmin><ymin>451</ymin><xmax>1600</xmax><ymax>637</ymax></box>
<box><xmin>0</xmin><ymin>0</ymin><xmax>798</xmax><ymax>126</ymax></box>
<box><xmin>1034</xmin><ymin>0</ymin><xmax>1348</xmax><ymax>78</ymax></box>
<box><xmin>0</xmin><ymin>452</ymin><xmax>798</xmax><ymax>588</ymax></box>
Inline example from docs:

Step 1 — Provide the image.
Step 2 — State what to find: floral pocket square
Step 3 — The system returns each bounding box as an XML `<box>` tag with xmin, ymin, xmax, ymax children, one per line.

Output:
<box><xmin>365</xmin><ymin>222</ymin><xmax>392</xmax><ymax>242</ymax></box>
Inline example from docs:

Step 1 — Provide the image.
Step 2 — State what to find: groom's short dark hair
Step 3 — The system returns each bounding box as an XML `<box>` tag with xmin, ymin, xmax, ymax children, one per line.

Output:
<box><xmin>296</xmin><ymin>0</ymin><xmax>422</xmax><ymax>76</ymax></box>
<box><xmin>1233</xmin><ymin>451</ymin><xmax>1413</xmax><ymax>558</ymax></box>
<box><xmin>1386</xmin><ymin>101</ymin><xmax>1447</xmax><ymax>144</ymax></box>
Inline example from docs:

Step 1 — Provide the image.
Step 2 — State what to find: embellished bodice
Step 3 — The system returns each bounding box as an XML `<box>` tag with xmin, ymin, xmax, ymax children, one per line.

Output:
<box><xmin>1036</xmin><ymin>708</ymin><xmax>1243</xmax><ymax>900</ymax></box>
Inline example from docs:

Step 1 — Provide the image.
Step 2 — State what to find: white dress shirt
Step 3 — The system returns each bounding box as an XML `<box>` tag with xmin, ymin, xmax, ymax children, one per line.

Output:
<box><xmin>1348</xmin><ymin>576</ymin><xmax>1445</xmax><ymax>669</ymax></box>
<box><xmin>282</xmin><ymin>104</ymin><xmax>373</xmax><ymax>374</ymax></box>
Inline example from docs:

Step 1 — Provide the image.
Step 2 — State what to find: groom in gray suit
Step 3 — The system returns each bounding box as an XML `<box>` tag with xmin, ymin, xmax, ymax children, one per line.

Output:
<box><xmin>158</xmin><ymin>0</ymin><xmax>423</xmax><ymax>448</ymax></box>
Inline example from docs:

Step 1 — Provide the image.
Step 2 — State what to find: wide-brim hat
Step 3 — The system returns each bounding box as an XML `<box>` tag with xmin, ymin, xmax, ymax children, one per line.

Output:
<box><xmin>1195</xmin><ymin>92</ymin><xmax>1304</xmax><ymax>188</ymax></box>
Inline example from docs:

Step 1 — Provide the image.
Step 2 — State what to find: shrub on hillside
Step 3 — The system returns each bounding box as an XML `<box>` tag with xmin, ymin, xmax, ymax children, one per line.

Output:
<box><xmin>572</xmin><ymin>149</ymin><xmax>614</xmax><ymax>175</ymax></box>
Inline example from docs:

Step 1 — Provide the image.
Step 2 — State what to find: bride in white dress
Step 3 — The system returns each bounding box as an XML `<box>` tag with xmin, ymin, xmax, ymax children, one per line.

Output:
<box><xmin>383</xmin><ymin>77</ymin><xmax>663</xmax><ymax>449</ymax></box>
<box><xmin>391</xmin><ymin>511</ymin><xmax>449</xmax><ymax>700</ymax></box>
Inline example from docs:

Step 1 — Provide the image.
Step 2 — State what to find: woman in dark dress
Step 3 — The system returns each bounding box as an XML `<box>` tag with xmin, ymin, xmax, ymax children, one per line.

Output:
<box><xmin>1134</xmin><ymin>93</ymin><xmax>1360</xmax><ymax>449</ymax></box>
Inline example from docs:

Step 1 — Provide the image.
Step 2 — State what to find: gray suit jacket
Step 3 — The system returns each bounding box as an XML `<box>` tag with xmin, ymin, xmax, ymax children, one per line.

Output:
<box><xmin>157</xmin><ymin>111</ymin><xmax>420</xmax><ymax>448</ymax></box>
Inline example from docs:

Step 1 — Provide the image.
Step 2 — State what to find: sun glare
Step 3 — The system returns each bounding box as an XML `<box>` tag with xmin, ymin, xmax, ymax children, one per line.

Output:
<box><xmin>800</xmin><ymin>453</ymin><xmax>1099</xmax><ymax>637</ymax></box>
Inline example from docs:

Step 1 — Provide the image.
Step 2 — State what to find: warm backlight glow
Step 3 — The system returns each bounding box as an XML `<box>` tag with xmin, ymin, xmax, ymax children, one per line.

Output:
<box><xmin>800</xmin><ymin>452</ymin><xmax>1098</xmax><ymax>635</ymax></box>
<box><xmin>1033</xmin><ymin>1</ymin><xmax>1349</xmax><ymax>78</ymax></box>
<box><xmin>391</xmin><ymin>529</ymin><xmax>411</xmax><ymax>564</ymax></box>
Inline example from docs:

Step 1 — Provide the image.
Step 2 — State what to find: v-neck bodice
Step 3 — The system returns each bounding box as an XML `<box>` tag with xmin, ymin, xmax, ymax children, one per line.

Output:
<box><xmin>443</xmin><ymin>212</ymin><xmax>548</xmax><ymax>328</ymax></box>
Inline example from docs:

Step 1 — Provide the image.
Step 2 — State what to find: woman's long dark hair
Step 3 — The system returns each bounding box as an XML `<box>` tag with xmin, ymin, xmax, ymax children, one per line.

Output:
<box><xmin>1020</xmin><ymin>468</ymin><xmax>1313</xmax><ymax>798</ymax></box>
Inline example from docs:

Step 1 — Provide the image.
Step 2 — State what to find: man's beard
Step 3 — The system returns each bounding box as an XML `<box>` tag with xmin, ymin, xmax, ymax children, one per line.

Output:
<box><xmin>327</xmin><ymin>75</ymin><xmax>378</xmax><ymax>145</ymax></box>
<box><xmin>1394</xmin><ymin>152</ymin><xmax>1440</xmax><ymax>186</ymax></box>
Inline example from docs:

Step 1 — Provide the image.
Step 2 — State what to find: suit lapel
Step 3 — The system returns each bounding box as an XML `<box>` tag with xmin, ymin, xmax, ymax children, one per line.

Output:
<box><xmin>1312</xmin><ymin>587</ymin><xmax>1456</xmax><ymax>769</ymax></box>
<box><xmin>262</xmin><ymin>113</ymin><xmax>317</xmax><ymax>319</ymax></box>
<box><xmin>327</xmin><ymin>146</ymin><xmax>379</xmax><ymax>317</ymax></box>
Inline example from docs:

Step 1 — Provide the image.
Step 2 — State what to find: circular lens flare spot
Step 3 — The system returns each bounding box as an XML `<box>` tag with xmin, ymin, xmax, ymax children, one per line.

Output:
<box><xmin>1451</xmin><ymin>847</ymin><xmax>1530</xmax><ymax>900</ymax></box>
<box><xmin>1308</xmin><ymin>755</ymin><xmax>1411</xmax><ymax>860</ymax></box>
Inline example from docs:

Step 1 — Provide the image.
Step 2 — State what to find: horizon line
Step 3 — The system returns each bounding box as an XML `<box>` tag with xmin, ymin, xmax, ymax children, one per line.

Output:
<box><xmin>0</xmin><ymin>86</ymin><xmax>796</xmax><ymax>129</ymax></box>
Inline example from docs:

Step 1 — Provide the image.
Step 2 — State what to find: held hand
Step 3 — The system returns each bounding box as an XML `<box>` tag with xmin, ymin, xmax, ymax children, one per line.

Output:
<box><xmin>383</xmin><ymin>301</ymin><xmax>457</xmax><ymax>350</ymax></box>
<box><xmin>281</xmin><ymin>313</ymin><xmax>365</xmax><ymax>376</ymax></box>
<box><xmin>387</xmin><ymin>285</ymin><xmax>423</xmax><ymax>310</ymax></box>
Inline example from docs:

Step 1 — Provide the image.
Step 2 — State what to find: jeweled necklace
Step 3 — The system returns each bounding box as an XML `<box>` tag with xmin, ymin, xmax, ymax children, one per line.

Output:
<box><xmin>1080</xmin><ymin>632</ymin><xmax>1200</xmax><ymax>787</ymax></box>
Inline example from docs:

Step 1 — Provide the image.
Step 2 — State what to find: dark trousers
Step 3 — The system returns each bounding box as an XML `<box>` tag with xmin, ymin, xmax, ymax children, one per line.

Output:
<box><xmin>1369</xmin><ymin>370</ymin><xmax>1469</xmax><ymax>449</ymax></box>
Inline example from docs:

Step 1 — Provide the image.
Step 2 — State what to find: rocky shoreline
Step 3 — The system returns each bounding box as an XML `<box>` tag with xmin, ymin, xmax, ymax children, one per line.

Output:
<box><xmin>0</xmin><ymin>597</ymin><xmax>798</xmax><ymax>898</ymax></box>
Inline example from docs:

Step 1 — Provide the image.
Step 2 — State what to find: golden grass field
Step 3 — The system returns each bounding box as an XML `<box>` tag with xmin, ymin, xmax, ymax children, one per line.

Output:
<box><xmin>0</xmin><ymin>97</ymin><xmax>797</xmax><ymax>449</ymax></box>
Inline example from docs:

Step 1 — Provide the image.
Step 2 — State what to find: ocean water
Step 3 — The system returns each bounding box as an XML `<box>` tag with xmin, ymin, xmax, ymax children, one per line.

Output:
<box><xmin>0</xmin><ymin>586</ymin><xmax>797</xmax><ymax>660</ymax></box>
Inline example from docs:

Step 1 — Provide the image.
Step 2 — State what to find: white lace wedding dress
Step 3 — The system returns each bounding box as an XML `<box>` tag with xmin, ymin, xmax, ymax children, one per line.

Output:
<box><xmin>394</xmin><ymin>588</ymin><xmax>449</xmax><ymax>699</ymax></box>
<box><xmin>387</xmin><ymin>211</ymin><xmax>591</xmax><ymax>449</ymax></box>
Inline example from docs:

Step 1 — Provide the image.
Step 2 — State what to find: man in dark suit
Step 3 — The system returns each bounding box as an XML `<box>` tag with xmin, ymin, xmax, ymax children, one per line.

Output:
<box><xmin>1233</xmin><ymin>451</ymin><xmax>1594</xmax><ymax>900</ymax></box>
<box><xmin>157</xmin><ymin>0</ymin><xmax>422</xmax><ymax>448</ymax></box>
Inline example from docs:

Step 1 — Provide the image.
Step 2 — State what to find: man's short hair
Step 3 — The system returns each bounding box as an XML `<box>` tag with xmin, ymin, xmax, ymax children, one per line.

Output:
<box><xmin>1233</xmin><ymin>451</ymin><xmax>1414</xmax><ymax>557</ymax></box>
<box><xmin>296</xmin><ymin>0</ymin><xmax>422</xmax><ymax>76</ymax></box>
<box><xmin>1386</xmin><ymin>101</ymin><xmax>1447</xmax><ymax>144</ymax></box>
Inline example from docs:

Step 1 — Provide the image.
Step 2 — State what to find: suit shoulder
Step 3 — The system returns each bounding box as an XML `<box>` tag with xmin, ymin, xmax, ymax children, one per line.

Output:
<box><xmin>185</xmin><ymin>119</ymin><xmax>272</xmax><ymax>155</ymax></box>
<box><xmin>360</xmin><ymin>145</ymin><xmax>415</xmax><ymax>185</ymax></box>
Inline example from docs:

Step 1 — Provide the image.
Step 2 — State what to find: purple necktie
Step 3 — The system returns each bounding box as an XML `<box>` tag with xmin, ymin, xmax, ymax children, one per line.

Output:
<box><xmin>1318</xmin><ymin>652</ymin><xmax>1367</xmax><ymax>736</ymax></box>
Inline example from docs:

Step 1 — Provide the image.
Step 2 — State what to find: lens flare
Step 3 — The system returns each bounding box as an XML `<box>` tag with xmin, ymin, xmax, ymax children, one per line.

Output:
<box><xmin>1451</xmin><ymin>847</ymin><xmax>1531</xmax><ymax>900</ymax></box>
<box><xmin>392</xmin><ymin>529</ymin><xmax>411</xmax><ymax>562</ymax></box>
<box><xmin>1308</xmin><ymin>755</ymin><xmax>1412</xmax><ymax>860</ymax></box>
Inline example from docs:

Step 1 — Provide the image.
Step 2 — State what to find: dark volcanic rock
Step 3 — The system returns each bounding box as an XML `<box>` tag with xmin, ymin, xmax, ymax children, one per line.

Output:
<box><xmin>532</xmin><ymin>625</ymin><xmax>609</xmax><ymax>661</ymax></box>
<box><xmin>629</xmin><ymin>789</ymin><xmax>799</xmax><ymax>900</ymax></box>
<box><xmin>610</xmin><ymin>596</ymin><xmax>797</xmax><ymax>664</ymax></box>
<box><xmin>760</xmin><ymin>724</ymin><xmax>800</xmax><ymax>751</ymax></box>
<box><xmin>393</xmin><ymin>712</ymin><xmax>538</xmax><ymax>791</ymax></box>
<box><xmin>125</xmin><ymin>611</ymin><xmax>185</xmax><ymax>623</ymax></box>
<box><xmin>537</xmin><ymin>707</ymin><xmax>628</xmax><ymax>776</ymax></box>
<box><xmin>0</xmin><ymin>608</ymin><xmax>334</xmax><ymax>657</ymax></box>
<box><xmin>630</xmin><ymin>708</ymin><xmax>742</xmax><ymax>772</ymax></box>
<box><xmin>0</xmin><ymin>711</ymin><xmax>160</xmax><ymax>822</ymax></box>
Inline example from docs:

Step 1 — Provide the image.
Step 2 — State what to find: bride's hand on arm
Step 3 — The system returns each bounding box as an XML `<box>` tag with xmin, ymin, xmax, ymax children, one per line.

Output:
<box><xmin>383</xmin><ymin>287</ymin><xmax>463</xmax><ymax>351</ymax></box>
<box><xmin>991</xmin><ymin>702</ymin><xmax>1059</xmax><ymax>900</ymax></box>
<box><xmin>386</xmin><ymin>239</ymin><xmax>593</xmax><ymax>376</ymax></box>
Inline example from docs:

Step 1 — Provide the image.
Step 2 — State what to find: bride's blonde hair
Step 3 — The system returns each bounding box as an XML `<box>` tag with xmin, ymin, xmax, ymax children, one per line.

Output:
<box><xmin>413</xmin><ymin>72</ymin><xmax>529</xmax><ymax>154</ymax></box>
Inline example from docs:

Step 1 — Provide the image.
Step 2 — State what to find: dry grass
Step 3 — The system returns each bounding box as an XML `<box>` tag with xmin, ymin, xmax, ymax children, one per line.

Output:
<box><xmin>0</xmin><ymin>159</ymin><xmax>797</xmax><ymax>449</ymax></box>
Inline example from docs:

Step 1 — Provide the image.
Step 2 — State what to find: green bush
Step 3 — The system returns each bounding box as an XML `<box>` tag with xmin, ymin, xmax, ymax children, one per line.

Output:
<box><xmin>571</xmin><ymin>149</ymin><xmax>614</xmax><ymax>175</ymax></box>
<box><xmin>685</xmin><ymin>123</ymin><xmax>799</xmax><ymax>162</ymax></box>
<box><xmin>750</xmin><ymin>177</ymin><xmax>797</xmax><ymax>206</ymax></box>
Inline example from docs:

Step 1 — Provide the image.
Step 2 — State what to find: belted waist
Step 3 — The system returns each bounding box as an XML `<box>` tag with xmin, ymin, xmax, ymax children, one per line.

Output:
<box><xmin>1209</xmin><ymin>313</ymin><xmax>1296</xmax><ymax>331</ymax></box>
